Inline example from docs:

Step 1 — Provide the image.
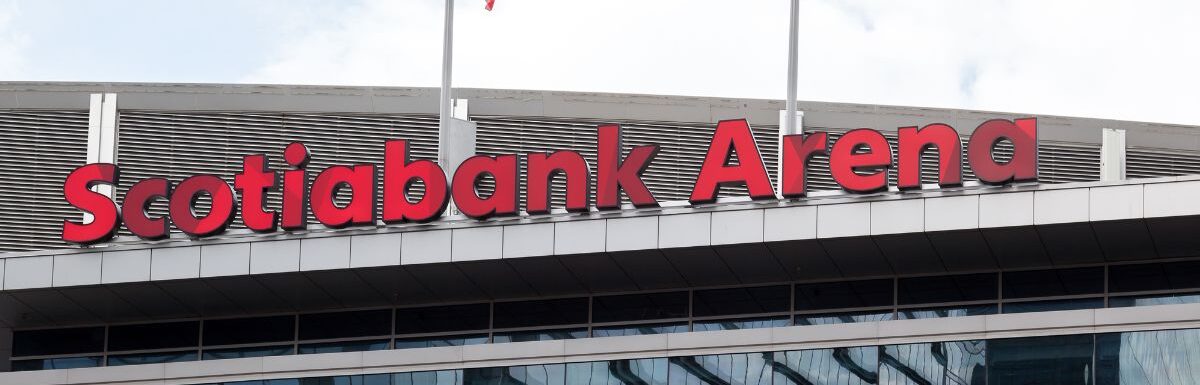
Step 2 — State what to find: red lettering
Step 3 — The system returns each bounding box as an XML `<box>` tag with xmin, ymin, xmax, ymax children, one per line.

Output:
<box><xmin>382</xmin><ymin>140</ymin><xmax>449</xmax><ymax>223</ymax></box>
<box><xmin>779</xmin><ymin>132</ymin><xmax>828</xmax><ymax>197</ymax></box>
<box><xmin>690</xmin><ymin>119</ymin><xmax>774</xmax><ymax>204</ymax></box>
<box><xmin>596</xmin><ymin>125</ymin><xmax>659</xmax><ymax>209</ymax></box>
<box><xmin>898</xmin><ymin>124</ymin><xmax>962</xmax><ymax>189</ymax></box>
<box><xmin>169</xmin><ymin>175</ymin><xmax>237</xmax><ymax>237</ymax></box>
<box><xmin>281</xmin><ymin>142</ymin><xmax>310</xmax><ymax>231</ymax></box>
<box><xmin>830</xmin><ymin>129</ymin><xmax>892</xmax><ymax>193</ymax></box>
<box><xmin>451</xmin><ymin>154</ymin><xmax>519</xmax><ymax>219</ymax></box>
<box><xmin>526</xmin><ymin>151</ymin><xmax>591</xmax><ymax>214</ymax></box>
<box><xmin>62</xmin><ymin>163</ymin><xmax>120</xmax><ymax>244</ymax></box>
<box><xmin>122</xmin><ymin>178</ymin><xmax>170</xmax><ymax>240</ymax></box>
<box><xmin>967</xmin><ymin>118</ymin><xmax>1038</xmax><ymax>184</ymax></box>
<box><xmin>234</xmin><ymin>154</ymin><xmax>278</xmax><ymax>232</ymax></box>
<box><xmin>310</xmin><ymin>164</ymin><xmax>377</xmax><ymax>228</ymax></box>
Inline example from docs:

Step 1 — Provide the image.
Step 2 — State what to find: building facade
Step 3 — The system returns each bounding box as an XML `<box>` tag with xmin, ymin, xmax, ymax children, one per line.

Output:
<box><xmin>0</xmin><ymin>82</ymin><xmax>1198</xmax><ymax>384</ymax></box>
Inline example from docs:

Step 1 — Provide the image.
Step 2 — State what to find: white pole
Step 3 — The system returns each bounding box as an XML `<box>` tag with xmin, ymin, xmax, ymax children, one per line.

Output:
<box><xmin>438</xmin><ymin>0</ymin><xmax>454</xmax><ymax>168</ymax></box>
<box><xmin>785</xmin><ymin>0</ymin><xmax>799</xmax><ymax>136</ymax></box>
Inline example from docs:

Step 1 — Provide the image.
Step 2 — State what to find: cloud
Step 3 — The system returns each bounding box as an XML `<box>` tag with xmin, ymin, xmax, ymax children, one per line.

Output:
<box><xmin>0</xmin><ymin>0</ymin><xmax>29</xmax><ymax>78</ymax></box>
<box><xmin>240</xmin><ymin>0</ymin><xmax>1200</xmax><ymax>126</ymax></box>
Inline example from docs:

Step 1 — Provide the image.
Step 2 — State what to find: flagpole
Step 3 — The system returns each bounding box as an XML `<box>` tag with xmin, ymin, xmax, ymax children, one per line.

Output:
<box><xmin>785</xmin><ymin>0</ymin><xmax>799</xmax><ymax>137</ymax></box>
<box><xmin>438</xmin><ymin>0</ymin><xmax>454</xmax><ymax>168</ymax></box>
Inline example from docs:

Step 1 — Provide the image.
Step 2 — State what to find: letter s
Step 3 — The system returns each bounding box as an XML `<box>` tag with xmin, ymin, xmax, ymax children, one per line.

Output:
<box><xmin>62</xmin><ymin>163</ymin><xmax>121</xmax><ymax>244</ymax></box>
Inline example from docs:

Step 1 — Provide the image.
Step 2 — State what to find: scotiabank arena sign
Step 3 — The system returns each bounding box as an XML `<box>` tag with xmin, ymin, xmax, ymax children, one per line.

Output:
<box><xmin>62</xmin><ymin>118</ymin><xmax>1037</xmax><ymax>245</ymax></box>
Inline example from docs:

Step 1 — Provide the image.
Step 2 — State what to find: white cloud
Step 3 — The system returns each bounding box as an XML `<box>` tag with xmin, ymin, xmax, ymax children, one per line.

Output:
<box><xmin>0</xmin><ymin>0</ymin><xmax>29</xmax><ymax>79</ymax></box>
<box><xmin>244</xmin><ymin>0</ymin><xmax>1200</xmax><ymax>126</ymax></box>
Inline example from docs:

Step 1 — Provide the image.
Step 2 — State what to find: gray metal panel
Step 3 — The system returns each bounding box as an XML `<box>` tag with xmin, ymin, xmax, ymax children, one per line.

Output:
<box><xmin>0</xmin><ymin>110</ymin><xmax>89</xmax><ymax>253</ymax></box>
<box><xmin>101</xmin><ymin>250</ymin><xmax>151</xmax><ymax>284</ymax></box>
<box><xmin>299</xmin><ymin>236</ymin><xmax>351</xmax><ymax>271</ymax></box>
<box><xmin>199</xmin><ymin>242</ymin><xmax>251</xmax><ymax>278</ymax></box>
<box><xmin>349</xmin><ymin>233</ymin><xmax>402</xmax><ymax>268</ymax></box>
<box><xmin>52</xmin><ymin>253</ymin><xmax>101</xmax><ymax>287</ymax></box>
<box><xmin>250</xmin><ymin>240</ymin><xmax>301</xmax><ymax>274</ymax></box>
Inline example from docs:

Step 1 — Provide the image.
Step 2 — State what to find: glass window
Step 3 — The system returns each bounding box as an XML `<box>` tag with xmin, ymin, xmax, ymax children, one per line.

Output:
<box><xmin>988</xmin><ymin>334</ymin><xmax>1094</xmax><ymax>385</ymax></box>
<box><xmin>394</xmin><ymin>370</ymin><xmax>462</xmax><ymax>385</ymax></box>
<box><xmin>298</xmin><ymin>340</ymin><xmax>390</xmax><ymax>354</ymax></box>
<box><xmin>202</xmin><ymin>345</ymin><xmax>294</xmax><ymax>360</ymax></box>
<box><xmin>492</xmin><ymin>298</ymin><xmax>588</xmax><ymax>329</ymax></box>
<box><xmin>897</xmin><ymin>305</ymin><xmax>997</xmax><ymax>320</ymax></box>
<box><xmin>692</xmin><ymin>316</ymin><xmax>790</xmax><ymax>332</ymax></box>
<box><xmin>107</xmin><ymin>351</ymin><xmax>198</xmax><ymax>366</ymax></box>
<box><xmin>879</xmin><ymin>341</ymin><xmax>985</xmax><ymax>385</ymax></box>
<box><xmin>395</xmin><ymin>334</ymin><xmax>489</xmax><ymax>349</ymax></box>
<box><xmin>299</xmin><ymin>309</ymin><xmax>391</xmax><ymax>340</ymax></box>
<box><xmin>464</xmin><ymin>364</ymin><xmax>566</xmax><ymax>385</ymax></box>
<box><xmin>108</xmin><ymin>321</ymin><xmax>200</xmax><ymax>351</ymax></box>
<box><xmin>592</xmin><ymin>322</ymin><xmax>688</xmax><ymax>337</ymax></box>
<box><xmin>10</xmin><ymin>356</ymin><xmax>101</xmax><ymax>371</ymax></box>
<box><xmin>669</xmin><ymin>353</ymin><xmax>776</xmax><ymax>385</ymax></box>
<box><xmin>692</xmin><ymin>285</ymin><xmax>790</xmax><ymax>317</ymax></box>
<box><xmin>796</xmin><ymin>279</ymin><xmax>893</xmax><ymax>311</ymax></box>
<box><xmin>1002</xmin><ymin>298</ymin><xmax>1104</xmax><ymax>314</ymax></box>
<box><xmin>796</xmin><ymin>311</ymin><xmax>894</xmax><ymax>326</ymax></box>
<box><xmin>773</xmin><ymin>347</ymin><xmax>879</xmax><ymax>385</ymax></box>
<box><xmin>897</xmin><ymin>273</ymin><xmax>997</xmax><ymax>305</ymax></box>
<box><xmin>12</xmin><ymin>326</ymin><xmax>105</xmax><ymax>356</ymax></box>
<box><xmin>1002</xmin><ymin>267</ymin><xmax>1104</xmax><ymax>299</ymax></box>
<box><xmin>567</xmin><ymin>358</ymin><xmax>668</xmax><ymax>385</ymax></box>
<box><xmin>203</xmin><ymin>316</ymin><xmax>295</xmax><ymax>346</ymax></box>
<box><xmin>1109</xmin><ymin>261</ymin><xmax>1200</xmax><ymax>293</ymax></box>
<box><xmin>1109</xmin><ymin>293</ymin><xmax>1200</xmax><ymax>307</ymax></box>
<box><xmin>1096</xmin><ymin>329</ymin><xmax>1200</xmax><ymax>385</ymax></box>
<box><xmin>592</xmin><ymin>291</ymin><xmax>688</xmax><ymax>323</ymax></box>
<box><xmin>492</xmin><ymin>328</ymin><xmax>587</xmax><ymax>343</ymax></box>
<box><xmin>395</xmin><ymin>303</ymin><xmax>490</xmax><ymax>335</ymax></box>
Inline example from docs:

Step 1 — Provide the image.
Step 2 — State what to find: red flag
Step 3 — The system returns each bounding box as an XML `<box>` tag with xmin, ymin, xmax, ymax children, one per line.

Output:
<box><xmin>485</xmin><ymin>0</ymin><xmax>494</xmax><ymax>11</ymax></box>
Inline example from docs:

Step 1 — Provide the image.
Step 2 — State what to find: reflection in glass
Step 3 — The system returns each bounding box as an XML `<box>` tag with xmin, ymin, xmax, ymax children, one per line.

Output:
<box><xmin>692</xmin><ymin>317</ymin><xmax>790</xmax><ymax>332</ymax></box>
<box><xmin>593</xmin><ymin>322</ymin><xmax>688</xmax><ymax>337</ymax></box>
<box><xmin>492</xmin><ymin>328</ymin><xmax>587</xmax><ymax>343</ymax></box>
<box><xmin>897</xmin><ymin>305</ymin><xmax>997</xmax><ymax>320</ymax></box>
<box><xmin>107</xmin><ymin>351</ymin><xmax>198</xmax><ymax>366</ymax></box>
<box><xmin>1001</xmin><ymin>298</ymin><xmax>1103</xmax><ymax>314</ymax></box>
<box><xmin>796</xmin><ymin>311</ymin><xmax>893</xmax><ymax>326</ymax></box>
<box><xmin>568</xmin><ymin>358</ymin><xmax>669</xmax><ymax>385</ymax></box>
<box><xmin>669</xmin><ymin>353</ymin><xmax>774</xmax><ymax>385</ymax></box>
<box><xmin>1108</xmin><ymin>293</ymin><xmax>1200</xmax><ymax>307</ymax></box>
<box><xmin>298</xmin><ymin>340</ymin><xmax>390</xmax><ymax>354</ymax></box>
<box><xmin>464</xmin><ymin>364</ymin><xmax>566</xmax><ymax>385</ymax></box>
<box><xmin>395</xmin><ymin>334</ymin><xmax>489</xmax><ymax>349</ymax></box>
<box><xmin>879</xmin><ymin>341</ymin><xmax>985</xmax><ymax>385</ymax></box>
<box><xmin>773</xmin><ymin>347</ymin><xmax>878</xmax><ymax>385</ymax></box>
<box><xmin>394</xmin><ymin>370</ymin><xmax>463</xmax><ymax>385</ymax></box>
<box><xmin>10</xmin><ymin>356</ymin><xmax>101</xmax><ymax>371</ymax></box>
<box><xmin>202</xmin><ymin>345</ymin><xmax>294</xmax><ymax>360</ymax></box>
<box><xmin>988</xmin><ymin>334</ymin><xmax>1093</xmax><ymax>385</ymax></box>
<box><xmin>1096</xmin><ymin>329</ymin><xmax>1200</xmax><ymax>385</ymax></box>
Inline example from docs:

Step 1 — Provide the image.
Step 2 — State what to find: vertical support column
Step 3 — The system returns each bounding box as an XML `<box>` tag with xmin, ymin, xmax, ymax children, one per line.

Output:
<box><xmin>0</xmin><ymin>327</ymin><xmax>11</xmax><ymax>372</ymax></box>
<box><xmin>1101</xmin><ymin>128</ymin><xmax>1126</xmax><ymax>181</ymax></box>
<box><xmin>777</xmin><ymin>110</ymin><xmax>804</xmax><ymax>195</ymax></box>
<box><xmin>439</xmin><ymin>98</ymin><xmax>476</xmax><ymax>216</ymax></box>
<box><xmin>85</xmin><ymin>93</ymin><xmax>119</xmax><ymax>222</ymax></box>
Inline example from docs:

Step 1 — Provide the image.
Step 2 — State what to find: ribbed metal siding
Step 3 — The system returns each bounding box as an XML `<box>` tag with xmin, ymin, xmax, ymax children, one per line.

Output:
<box><xmin>0</xmin><ymin>110</ymin><xmax>89</xmax><ymax>252</ymax></box>
<box><xmin>1127</xmin><ymin>147</ymin><xmax>1200</xmax><ymax>179</ymax></box>
<box><xmin>115</xmin><ymin>111</ymin><xmax>440</xmax><ymax>236</ymax></box>
<box><xmin>0</xmin><ymin>110</ymin><xmax>1151</xmax><ymax>252</ymax></box>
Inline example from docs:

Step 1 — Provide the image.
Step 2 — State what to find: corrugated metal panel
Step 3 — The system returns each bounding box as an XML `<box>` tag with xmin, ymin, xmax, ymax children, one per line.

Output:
<box><xmin>0</xmin><ymin>110</ymin><xmax>90</xmax><ymax>252</ymax></box>
<box><xmin>115</xmin><ymin>111</ymin><xmax>441</xmax><ymax>237</ymax></box>
<box><xmin>1127</xmin><ymin>147</ymin><xmax>1200</xmax><ymax>178</ymax></box>
<box><xmin>0</xmin><ymin>110</ymin><xmax>1146</xmax><ymax>252</ymax></box>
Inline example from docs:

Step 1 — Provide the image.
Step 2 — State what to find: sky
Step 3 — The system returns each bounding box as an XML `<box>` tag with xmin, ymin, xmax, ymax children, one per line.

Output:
<box><xmin>0</xmin><ymin>0</ymin><xmax>1198</xmax><ymax>125</ymax></box>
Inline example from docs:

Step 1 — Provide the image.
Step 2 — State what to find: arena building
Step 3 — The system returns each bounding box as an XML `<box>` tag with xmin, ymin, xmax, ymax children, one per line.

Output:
<box><xmin>0</xmin><ymin>82</ymin><xmax>1198</xmax><ymax>384</ymax></box>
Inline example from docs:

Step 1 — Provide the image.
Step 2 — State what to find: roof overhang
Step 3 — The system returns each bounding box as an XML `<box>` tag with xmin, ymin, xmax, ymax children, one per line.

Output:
<box><xmin>2</xmin><ymin>176</ymin><xmax>1199</xmax><ymax>327</ymax></box>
